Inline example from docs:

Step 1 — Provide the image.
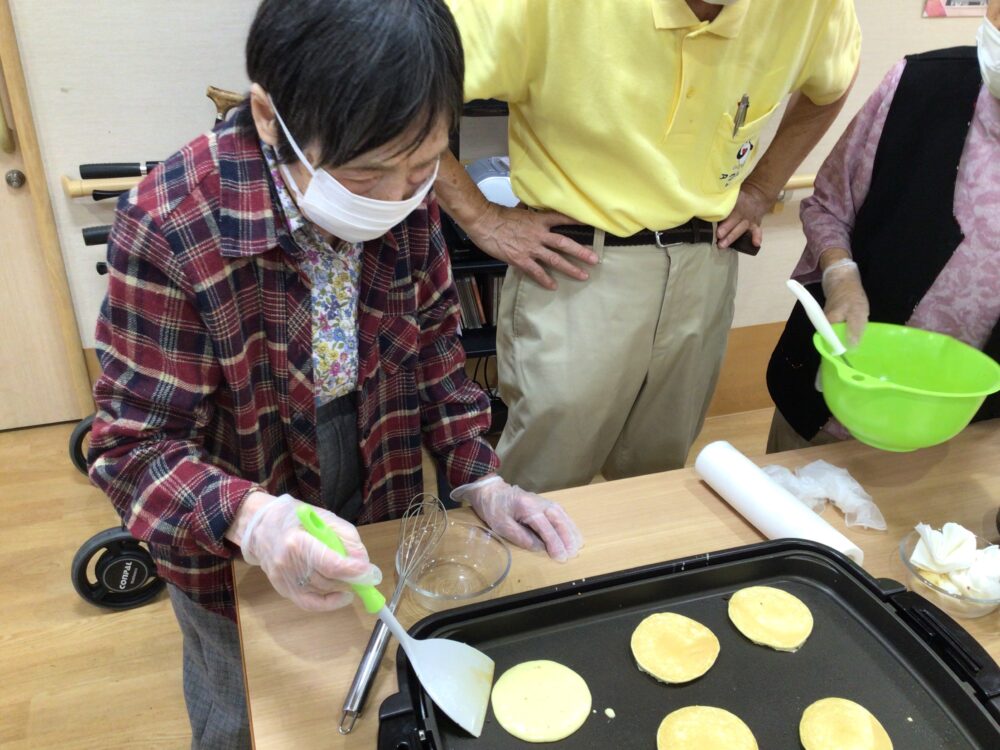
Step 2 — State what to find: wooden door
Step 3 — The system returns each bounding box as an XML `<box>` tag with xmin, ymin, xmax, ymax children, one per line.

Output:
<box><xmin>0</xmin><ymin>0</ymin><xmax>92</xmax><ymax>429</ymax></box>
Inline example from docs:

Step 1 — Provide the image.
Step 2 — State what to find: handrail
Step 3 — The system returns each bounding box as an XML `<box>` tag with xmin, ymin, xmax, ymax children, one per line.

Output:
<box><xmin>61</xmin><ymin>174</ymin><xmax>139</xmax><ymax>198</ymax></box>
<box><xmin>59</xmin><ymin>170</ymin><xmax>818</xmax><ymax>202</ymax></box>
<box><xmin>783</xmin><ymin>174</ymin><xmax>815</xmax><ymax>192</ymax></box>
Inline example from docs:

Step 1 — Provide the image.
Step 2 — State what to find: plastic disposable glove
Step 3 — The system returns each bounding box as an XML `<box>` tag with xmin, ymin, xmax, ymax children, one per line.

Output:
<box><xmin>763</xmin><ymin>460</ymin><xmax>886</xmax><ymax>530</ymax></box>
<box><xmin>235</xmin><ymin>493</ymin><xmax>381</xmax><ymax>612</ymax></box>
<box><xmin>452</xmin><ymin>476</ymin><xmax>583</xmax><ymax>562</ymax></box>
<box><xmin>821</xmin><ymin>258</ymin><xmax>869</xmax><ymax>347</ymax></box>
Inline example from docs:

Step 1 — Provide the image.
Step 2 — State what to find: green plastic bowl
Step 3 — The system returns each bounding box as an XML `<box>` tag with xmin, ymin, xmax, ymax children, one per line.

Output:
<box><xmin>814</xmin><ymin>322</ymin><xmax>1000</xmax><ymax>452</ymax></box>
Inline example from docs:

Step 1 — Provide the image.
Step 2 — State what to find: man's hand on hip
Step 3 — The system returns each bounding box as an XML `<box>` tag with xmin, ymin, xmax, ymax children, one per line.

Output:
<box><xmin>716</xmin><ymin>181</ymin><xmax>771</xmax><ymax>251</ymax></box>
<box><xmin>434</xmin><ymin>150</ymin><xmax>595</xmax><ymax>289</ymax></box>
<box><xmin>467</xmin><ymin>203</ymin><xmax>598</xmax><ymax>290</ymax></box>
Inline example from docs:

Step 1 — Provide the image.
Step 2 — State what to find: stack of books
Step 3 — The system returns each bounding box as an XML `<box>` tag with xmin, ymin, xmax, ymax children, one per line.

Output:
<box><xmin>455</xmin><ymin>276</ymin><xmax>503</xmax><ymax>329</ymax></box>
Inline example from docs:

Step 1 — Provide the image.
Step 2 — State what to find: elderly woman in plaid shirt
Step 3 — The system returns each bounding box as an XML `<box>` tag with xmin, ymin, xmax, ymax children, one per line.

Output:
<box><xmin>88</xmin><ymin>1</ymin><xmax>581</xmax><ymax>746</ymax></box>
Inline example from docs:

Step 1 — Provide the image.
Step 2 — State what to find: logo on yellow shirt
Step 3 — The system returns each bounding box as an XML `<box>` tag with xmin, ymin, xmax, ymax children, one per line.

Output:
<box><xmin>719</xmin><ymin>140</ymin><xmax>755</xmax><ymax>189</ymax></box>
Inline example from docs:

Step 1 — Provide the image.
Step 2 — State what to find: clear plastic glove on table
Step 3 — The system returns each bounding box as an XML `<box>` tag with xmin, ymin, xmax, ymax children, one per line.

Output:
<box><xmin>241</xmin><ymin>494</ymin><xmax>381</xmax><ymax>611</ymax></box>
<box><xmin>762</xmin><ymin>460</ymin><xmax>886</xmax><ymax>530</ymax></box>
<box><xmin>451</xmin><ymin>476</ymin><xmax>584</xmax><ymax>562</ymax></box>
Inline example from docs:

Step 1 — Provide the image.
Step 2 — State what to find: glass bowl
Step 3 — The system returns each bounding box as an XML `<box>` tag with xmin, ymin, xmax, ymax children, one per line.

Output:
<box><xmin>396</xmin><ymin>520</ymin><xmax>511</xmax><ymax>612</ymax></box>
<box><xmin>899</xmin><ymin>530</ymin><xmax>1000</xmax><ymax>619</ymax></box>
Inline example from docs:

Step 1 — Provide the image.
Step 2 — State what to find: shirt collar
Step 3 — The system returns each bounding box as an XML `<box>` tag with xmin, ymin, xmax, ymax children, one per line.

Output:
<box><xmin>651</xmin><ymin>0</ymin><xmax>750</xmax><ymax>38</ymax></box>
<box><xmin>260</xmin><ymin>141</ymin><xmax>310</xmax><ymax>236</ymax></box>
<box><xmin>215</xmin><ymin>106</ymin><xmax>295</xmax><ymax>259</ymax></box>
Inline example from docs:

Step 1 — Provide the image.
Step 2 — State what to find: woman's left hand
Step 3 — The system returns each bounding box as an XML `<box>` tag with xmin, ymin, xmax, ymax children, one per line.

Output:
<box><xmin>452</xmin><ymin>476</ymin><xmax>583</xmax><ymax>562</ymax></box>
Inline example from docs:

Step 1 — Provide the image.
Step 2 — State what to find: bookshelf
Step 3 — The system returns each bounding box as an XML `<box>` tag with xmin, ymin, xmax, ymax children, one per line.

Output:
<box><xmin>442</xmin><ymin>99</ymin><xmax>510</xmax><ymax>446</ymax></box>
<box><xmin>445</xmin><ymin>98</ymin><xmax>510</xmax><ymax>361</ymax></box>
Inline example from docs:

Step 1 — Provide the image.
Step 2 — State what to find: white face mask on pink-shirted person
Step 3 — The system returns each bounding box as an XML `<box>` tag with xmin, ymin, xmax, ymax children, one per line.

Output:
<box><xmin>978</xmin><ymin>16</ymin><xmax>1000</xmax><ymax>99</ymax></box>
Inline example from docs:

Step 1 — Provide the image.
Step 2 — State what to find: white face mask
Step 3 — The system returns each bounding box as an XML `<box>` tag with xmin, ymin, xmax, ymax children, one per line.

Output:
<box><xmin>978</xmin><ymin>17</ymin><xmax>1000</xmax><ymax>100</ymax></box>
<box><xmin>269</xmin><ymin>98</ymin><xmax>439</xmax><ymax>243</ymax></box>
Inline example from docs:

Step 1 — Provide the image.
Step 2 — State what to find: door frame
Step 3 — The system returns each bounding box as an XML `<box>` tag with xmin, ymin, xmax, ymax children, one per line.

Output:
<box><xmin>1</xmin><ymin>0</ymin><xmax>94</xmax><ymax>421</ymax></box>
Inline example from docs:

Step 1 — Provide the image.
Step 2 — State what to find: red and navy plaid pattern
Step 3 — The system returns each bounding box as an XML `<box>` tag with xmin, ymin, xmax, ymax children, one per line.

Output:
<box><xmin>89</xmin><ymin>108</ymin><xmax>498</xmax><ymax>618</ymax></box>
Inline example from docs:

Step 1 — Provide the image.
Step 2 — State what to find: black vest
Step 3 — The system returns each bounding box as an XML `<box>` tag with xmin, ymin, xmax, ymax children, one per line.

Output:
<box><xmin>767</xmin><ymin>47</ymin><xmax>999</xmax><ymax>440</ymax></box>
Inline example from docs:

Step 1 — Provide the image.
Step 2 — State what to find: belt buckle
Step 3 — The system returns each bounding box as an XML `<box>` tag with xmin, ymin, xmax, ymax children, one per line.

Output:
<box><xmin>654</xmin><ymin>230</ymin><xmax>684</xmax><ymax>249</ymax></box>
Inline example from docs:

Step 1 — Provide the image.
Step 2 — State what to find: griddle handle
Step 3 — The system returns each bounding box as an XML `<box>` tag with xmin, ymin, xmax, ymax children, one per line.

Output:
<box><xmin>377</xmin><ymin>691</ymin><xmax>427</xmax><ymax>750</ymax></box>
<box><xmin>892</xmin><ymin>591</ymin><xmax>1000</xmax><ymax>716</ymax></box>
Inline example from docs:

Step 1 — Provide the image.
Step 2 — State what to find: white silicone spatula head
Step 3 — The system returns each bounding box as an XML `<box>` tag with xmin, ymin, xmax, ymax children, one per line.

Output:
<box><xmin>375</xmin><ymin>607</ymin><xmax>494</xmax><ymax>737</ymax></box>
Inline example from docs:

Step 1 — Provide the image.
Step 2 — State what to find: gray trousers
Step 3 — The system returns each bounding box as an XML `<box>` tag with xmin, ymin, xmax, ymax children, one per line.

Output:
<box><xmin>168</xmin><ymin>394</ymin><xmax>361</xmax><ymax>749</ymax></box>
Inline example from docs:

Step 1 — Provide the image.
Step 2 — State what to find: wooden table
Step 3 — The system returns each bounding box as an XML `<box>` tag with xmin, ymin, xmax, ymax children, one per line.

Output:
<box><xmin>235</xmin><ymin>422</ymin><xmax>1000</xmax><ymax>748</ymax></box>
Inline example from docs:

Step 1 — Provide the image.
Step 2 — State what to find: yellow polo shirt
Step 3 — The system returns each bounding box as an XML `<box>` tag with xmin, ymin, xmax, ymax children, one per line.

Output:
<box><xmin>448</xmin><ymin>0</ymin><xmax>860</xmax><ymax>237</ymax></box>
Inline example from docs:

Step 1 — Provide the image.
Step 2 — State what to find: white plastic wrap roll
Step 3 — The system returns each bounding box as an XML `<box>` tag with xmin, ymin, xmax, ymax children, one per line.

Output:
<box><xmin>694</xmin><ymin>441</ymin><xmax>864</xmax><ymax>564</ymax></box>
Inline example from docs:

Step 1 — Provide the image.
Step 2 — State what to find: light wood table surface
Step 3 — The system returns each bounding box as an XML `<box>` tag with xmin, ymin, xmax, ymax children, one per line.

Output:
<box><xmin>235</xmin><ymin>421</ymin><xmax>1000</xmax><ymax>748</ymax></box>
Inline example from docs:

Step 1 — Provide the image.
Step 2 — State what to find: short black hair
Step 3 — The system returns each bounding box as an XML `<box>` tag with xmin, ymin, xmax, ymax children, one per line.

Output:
<box><xmin>246</xmin><ymin>0</ymin><xmax>464</xmax><ymax>167</ymax></box>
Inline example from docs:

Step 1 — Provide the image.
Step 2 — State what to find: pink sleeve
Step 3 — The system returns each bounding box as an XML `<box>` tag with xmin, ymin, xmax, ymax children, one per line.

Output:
<box><xmin>792</xmin><ymin>60</ymin><xmax>907</xmax><ymax>284</ymax></box>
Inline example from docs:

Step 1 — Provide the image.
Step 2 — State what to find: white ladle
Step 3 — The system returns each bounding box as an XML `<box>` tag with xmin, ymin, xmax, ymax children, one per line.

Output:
<box><xmin>786</xmin><ymin>279</ymin><xmax>855</xmax><ymax>369</ymax></box>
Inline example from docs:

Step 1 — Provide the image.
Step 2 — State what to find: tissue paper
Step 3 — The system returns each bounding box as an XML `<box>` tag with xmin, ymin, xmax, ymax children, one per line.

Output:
<box><xmin>694</xmin><ymin>441</ymin><xmax>864</xmax><ymax>564</ymax></box>
<box><xmin>910</xmin><ymin>522</ymin><xmax>977</xmax><ymax>574</ymax></box>
<box><xmin>910</xmin><ymin>523</ymin><xmax>1000</xmax><ymax>601</ymax></box>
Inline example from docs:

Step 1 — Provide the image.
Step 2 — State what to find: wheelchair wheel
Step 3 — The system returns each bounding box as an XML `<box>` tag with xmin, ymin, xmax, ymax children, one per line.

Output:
<box><xmin>69</xmin><ymin>414</ymin><xmax>94</xmax><ymax>475</ymax></box>
<box><xmin>71</xmin><ymin>527</ymin><xmax>165</xmax><ymax>609</ymax></box>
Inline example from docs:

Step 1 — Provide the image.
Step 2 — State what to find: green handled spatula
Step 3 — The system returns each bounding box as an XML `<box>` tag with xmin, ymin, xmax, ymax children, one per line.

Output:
<box><xmin>296</xmin><ymin>505</ymin><xmax>494</xmax><ymax>737</ymax></box>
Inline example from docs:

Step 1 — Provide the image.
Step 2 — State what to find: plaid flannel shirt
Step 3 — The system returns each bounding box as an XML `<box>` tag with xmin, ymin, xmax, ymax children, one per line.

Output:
<box><xmin>89</xmin><ymin>107</ymin><xmax>499</xmax><ymax>619</ymax></box>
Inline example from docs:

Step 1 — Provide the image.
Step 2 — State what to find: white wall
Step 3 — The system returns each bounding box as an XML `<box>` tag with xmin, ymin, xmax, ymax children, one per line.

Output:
<box><xmin>9</xmin><ymin>0</ymin><xmax>985</xmax><ymax>346</ymax></box>
<box><xmin>9</xmin><ymin>0</ymin><xmax>259</xmax><ymax>349</ymax></box>
<box><xmin>733</xmin><ymin>0</ymin><xmax>985</xmax><ymax>328</ymax></box>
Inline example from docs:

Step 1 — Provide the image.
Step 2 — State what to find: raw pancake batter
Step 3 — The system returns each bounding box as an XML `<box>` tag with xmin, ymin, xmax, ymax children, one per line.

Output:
<box><xmin>656</xmin><ymin>705</ymin><xmax>758</xmax><ymax>750</ymax></box>
<box><xmin>490</xmin><ymin>660</ymin><xmax>591</xmax><ymax>742</ymax></box>
<box><xmin>631</xmin><ymin>612</ymin><xmax>720</xmax><ymax>683</ymax></box>
<box><xmin>800</xmin><ymin>697</ymin><xmax>893</xmax><ymax>750</ymax></box>
<box><xmin>728</xmin><ymin>585</ymin><xmax>814</xmax><ymax>651</ymax></box>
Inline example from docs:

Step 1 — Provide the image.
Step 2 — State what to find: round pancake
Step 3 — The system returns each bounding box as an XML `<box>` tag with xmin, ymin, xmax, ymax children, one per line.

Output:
<box><xmin>490</xmin><ymin>660</ymin><xmax>591</xmax><ymax>742</ymax></box>
<box><xmin>656</xmin><ymin>705</ymin><xmax>758</xmax><ymax>750</ymax></box>
<box><xmin>728</xmin><ymin>585</ymin><xmax>814</xmax><ymax>651</ymax></box>
<box><xmin>631</xmin><ymin>612</ymin><xmax>720</xmax><ymax>683</ymax></box>
<box><xmin>800</xmin><ymin>697</ymin><xmax>893</xmax><ymax>750</ymax></box>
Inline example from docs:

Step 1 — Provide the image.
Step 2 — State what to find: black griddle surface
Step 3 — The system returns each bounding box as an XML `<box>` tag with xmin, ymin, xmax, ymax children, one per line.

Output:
<box><xmin>394</xmin><ymin>546</ymin><xmax>1000</xmax><ymax>749</ymax></box>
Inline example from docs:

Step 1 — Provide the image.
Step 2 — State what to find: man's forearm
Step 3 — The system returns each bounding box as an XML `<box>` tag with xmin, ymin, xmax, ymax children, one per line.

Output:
<box><xmin>435</xmin><ymin>150</ymin><xmax>493</xmax><ymax>231</ymax></box>
<box><xmin>745</xmin><ymin>72</ymin><xmax>857</xmax><ymax>201</ymax></box>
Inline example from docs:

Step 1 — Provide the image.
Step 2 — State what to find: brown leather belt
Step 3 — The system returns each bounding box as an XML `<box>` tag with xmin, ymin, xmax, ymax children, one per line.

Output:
<box><xmin>552</xmin><ymin>217</ymin><xmax>715</xmax><ymax>247</ymax></box>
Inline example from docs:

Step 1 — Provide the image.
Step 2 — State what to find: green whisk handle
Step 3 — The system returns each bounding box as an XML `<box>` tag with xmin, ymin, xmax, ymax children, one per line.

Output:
<box><xmin>296</xmin><ymin>505</ymin><xmax>386</xmax><ymax>614</ymax></box>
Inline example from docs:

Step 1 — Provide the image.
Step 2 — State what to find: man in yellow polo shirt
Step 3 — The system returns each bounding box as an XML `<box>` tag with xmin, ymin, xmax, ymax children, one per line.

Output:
<box><xmin>436</xmin><ymin>0</ymin><xmax>860</xmax><ymax>492</ymax></box>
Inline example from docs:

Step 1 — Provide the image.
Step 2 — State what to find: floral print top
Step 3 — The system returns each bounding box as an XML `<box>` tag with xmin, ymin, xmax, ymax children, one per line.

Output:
<box><xmin>263</xmin><ymin>143</ymin><xmax>361</xmax><ymax>404</ymax></box>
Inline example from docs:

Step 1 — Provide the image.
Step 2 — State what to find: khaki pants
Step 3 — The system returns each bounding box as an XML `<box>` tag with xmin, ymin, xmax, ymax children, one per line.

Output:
<box><xmin>495</xmin><ymin>234</ymin><xmax>738</xmax><ymax>492</ymax></box>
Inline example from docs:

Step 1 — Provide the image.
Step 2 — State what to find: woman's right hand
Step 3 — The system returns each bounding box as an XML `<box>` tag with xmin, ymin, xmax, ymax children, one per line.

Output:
<box><xmin>235</xmin><ymin>493</ymin><xmax>381</xmax><ymax>611</ymax></box>
<box><xmin>821</xmin><ymin>256</ymin><xmax>869</xmax><ymax>347</ymax></box>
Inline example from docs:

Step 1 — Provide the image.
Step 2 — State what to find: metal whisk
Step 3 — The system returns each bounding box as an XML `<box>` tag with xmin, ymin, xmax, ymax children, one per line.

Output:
<box><xmin>339</xmin><ymin>494</ymin><xmax>447</xmax><ymax>733</ymax></box>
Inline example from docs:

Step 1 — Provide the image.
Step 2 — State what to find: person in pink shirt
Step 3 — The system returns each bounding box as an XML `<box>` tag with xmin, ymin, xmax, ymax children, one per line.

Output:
<box><xmin>766</xmin><ymin>1</ymin><xmax>1000</xmax><ymax>452</ymax></box>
